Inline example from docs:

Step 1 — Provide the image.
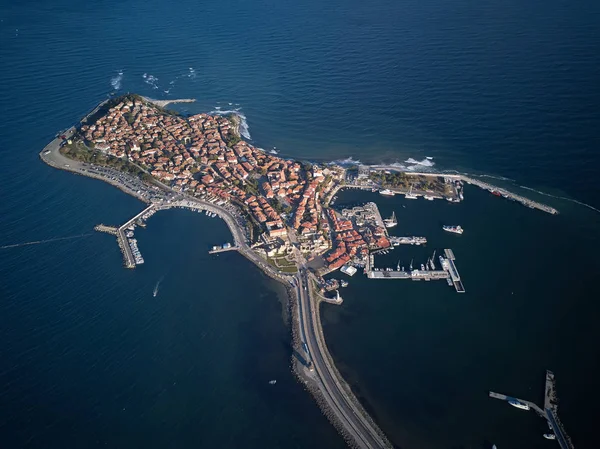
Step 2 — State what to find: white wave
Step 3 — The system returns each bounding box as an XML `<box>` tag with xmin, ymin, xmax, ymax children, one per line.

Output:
<box><xmin>471</xmin><ymin>173</ymin><xmax>515</xmax><ymax>182</ymax></box>
<box><xmin>110</xmin><ymin>70</ymin><xmax>123</xmax><ymax>90</ymax></box>
<box><xmin>386</xmin><ymin>162</ymin><xmax>408</xmax><ymax>170</ymax></box>
<box><xmin>142</xmin><ymin>73</ymin><xmax>159</xmax><ymax>89</ymax></box>
<box><xmin>518</xmin><ymin>185</ymin><xmax>600</xmax><ymax>214</ymax></box>
<box><xmin>270</xmin><ymin>149</ymin><xmax>279</xmax><ymax>155</ymax></box>
<box><xmin>187</xmin><ymin>67</ymin><xmax>196</xmax><ymax>79</ymax></box>
<box><xmin>210</xmin><ymin>107</ymin><xmax>251</xmax><ymax>140</ymax></box>
<box><xmin>404</xmin><ymin>157</ymin><xmax>435</xmax><ymax>167</ymax></box>
<box><xmin>329</xmin><ymin>157</ymin><xmax>362</xmax><ymax>166</ymax></box>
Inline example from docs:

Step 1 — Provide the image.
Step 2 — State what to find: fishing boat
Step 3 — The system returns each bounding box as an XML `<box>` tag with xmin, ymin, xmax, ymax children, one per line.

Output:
<box><xmin>384</xmin><ymin>211</ymin><xmax>397</xmax><ymax>228</ymax></box>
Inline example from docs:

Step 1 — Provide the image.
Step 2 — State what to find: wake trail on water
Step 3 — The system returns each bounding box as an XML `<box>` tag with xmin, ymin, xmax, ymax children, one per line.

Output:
<box><xmin>0</xmin><ymin>234</ymin><xmax>93</xmax><ymax>250</ymax></box>
<box><xmin>518</xmin><ymin>186</ymin><xmax>600</xmax><ymax>214</ymax></box>
<box><xmin>459</xmin><ymin>172</ymin><xmax>599</xmax><ymax>214</ymax></box>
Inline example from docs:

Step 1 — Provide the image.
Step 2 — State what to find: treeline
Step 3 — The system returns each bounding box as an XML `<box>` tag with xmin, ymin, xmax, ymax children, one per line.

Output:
<box><xmin>60</xmin><ymin>141</ymin><xmax>152</xmax><ymax>182</ymax></box>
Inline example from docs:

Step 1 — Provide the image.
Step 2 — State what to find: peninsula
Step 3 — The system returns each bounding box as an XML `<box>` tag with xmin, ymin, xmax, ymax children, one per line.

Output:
<box><xmin>40</xmin><ymin>94</ymin><xmax>559</xmax><ymax>448</ymax></box>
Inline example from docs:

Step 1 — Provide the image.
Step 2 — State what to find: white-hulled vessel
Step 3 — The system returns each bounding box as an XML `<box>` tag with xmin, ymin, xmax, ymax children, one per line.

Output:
<box><xmin>379</xmin><ymin>189</ymin><xmax>395</xmax><ymax>196</ymax></box>
<box><xmin>508</xmin><ymin>399</ymin><xmax>530</xmax><ymax>410</ymax></box>
<box><xmin>443</xmin><ymin>225</ymin><xmax>463</xmax><ymax>234</ymax></box>
<box><xmin>384</xmin><ymin>211</ymin><xmax>397</xmax><ymax>228</ymax></box>
<box><xmin>405</xmin><ymin>185</ymin><xmax>418</xmax><ymax>200</ymax></box>
<box><xmin>543</xmin><ymin>434</ymin><xmax>556</xmax><ymax>440</ymax></box>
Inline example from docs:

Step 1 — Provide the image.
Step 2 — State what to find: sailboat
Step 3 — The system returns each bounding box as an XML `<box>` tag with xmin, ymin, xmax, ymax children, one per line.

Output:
<box><xmin>384</xmin><ymin>211</ymin><xmax>398</xmax><ymax>228</ymax></box>
<box><xmin>405</xmin><ymin>185</ymin><xmax>418</xmax><ymax>200</ymax></box>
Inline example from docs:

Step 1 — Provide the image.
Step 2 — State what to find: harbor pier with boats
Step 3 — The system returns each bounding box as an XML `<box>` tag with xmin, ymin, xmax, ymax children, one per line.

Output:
<box><xmin>489</xmin><ymin>370</ymin><xmax>574</xmax><ymax>448</ymax></box>
<box><xmin>366</xmin><ymin>247</ymin><xmax>466</xmax><ymax>293</ymax></box>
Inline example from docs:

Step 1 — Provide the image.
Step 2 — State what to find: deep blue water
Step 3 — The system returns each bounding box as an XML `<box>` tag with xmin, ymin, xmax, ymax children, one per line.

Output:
<box><xmin>1</xmin><ymin>0</ymin><xmax>599</xmax><ymax>448</ymax></box>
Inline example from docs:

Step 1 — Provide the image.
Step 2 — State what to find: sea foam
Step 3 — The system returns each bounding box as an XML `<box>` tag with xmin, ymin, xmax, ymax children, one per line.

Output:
<box><xmin>110</xmin><ymin>70</ymin><xmax>123</xmax><ymax>90</ymax></box>
<box><xmin>142</xmin><ymin>73</ymin><xmax>159</xmax><ymax>89</ymax></box>
<box><xmin>211</xmin><ymin>107</ymin><xmax>251</xmax><ymax>140</ymax></box>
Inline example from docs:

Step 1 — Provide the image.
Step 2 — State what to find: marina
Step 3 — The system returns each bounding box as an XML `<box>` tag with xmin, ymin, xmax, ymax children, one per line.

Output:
<box><xmin>366</xmin><ymin>248</ymin><xmax>465</xmax><ymax>293</ymax></box>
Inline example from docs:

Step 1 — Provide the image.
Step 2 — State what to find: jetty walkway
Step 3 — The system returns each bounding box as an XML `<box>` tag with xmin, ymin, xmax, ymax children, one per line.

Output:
<box><xmin>489</xmin><ymin>370</ymin><xmax>574</xmax><ymax>449</ymax></box>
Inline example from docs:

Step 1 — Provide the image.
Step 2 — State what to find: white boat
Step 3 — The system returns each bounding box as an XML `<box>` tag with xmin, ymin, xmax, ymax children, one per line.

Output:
<box><xmin>340</xmin><ymin>265</ymin><xmax>357</xmax><ymax>276</ymax></box>
<box><xmin>543</xmin><ymin>434</ymin><xmax>556</xmax><ymax>440</ymax></box>
<box><xmin>423</xmin><ymin>195</ymin><xmax>435</xmax><ymax>201</ymax></box>
<box><xmin>384</xmin><ymin>211</ymin><xmax>397</xmax><ymax>228</ymax></box>
<box><xmin>508</xmin><ymin>399</ymin><xmax>530</xmax><ymax>410</ymax></box>
<box><xmin>269</xmin><ymin>380</ymin><xmax>277</xmax><ymax>385</ymax></box>
<box><xmin>405</xmin><ymin>185</ymin><xmax>418</xmax><ymax>200</ymax></box>
<box><xmin>443</xmin><ymin>225</ymin><xmax>464</xmax><ymax>234</ymax></box>
<box><xmin>379</xmin><ymin>189</ymin><xmax>395</xmax><ymax>196</ymax></box>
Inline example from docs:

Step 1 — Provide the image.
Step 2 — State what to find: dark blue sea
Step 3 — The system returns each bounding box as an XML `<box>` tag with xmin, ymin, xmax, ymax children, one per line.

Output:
<box><xmin>1</xmin><ymin>0</ymin><xmax>599</xmax><ymax>448</ymax></box>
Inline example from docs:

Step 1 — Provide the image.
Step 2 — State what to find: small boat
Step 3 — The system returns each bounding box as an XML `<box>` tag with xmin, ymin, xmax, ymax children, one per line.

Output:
<box><xmin>443</xmin><ymin>225</ymin><xmax>464</xmax><ymax>234</ymax></box>
<box><xmin>153</xmin><ymin>279</ymin><xmax>162</xmax><ymax>297</ymax></box>
<box><xmin>543</xmin><ymin>434</ymin><xmax>556</xmax><ymax>440</ymax></box>
<box><xmin>340</xmin><ymin>280</ymin><xmax>349</xmax><ymax>287</ymax></box>
<box><xmin>384</xmin><ymin>211</ymin><xmax>397</xmax><ymax>228</ymax></box>
<box><xmin>405</xmin><ymin>185</ymin><xmax>418</xmax><ymax>200</ymax></box>
<box><xmin>423</xmin><ymin>195</ymin><xmax>434</xmax><ymax>201</ymax></box>
<box><xmin>491</xmin><ymin>190</ymin><xmax>502</xmax><ymax>197</ymax></box>
<box><xmin>508</xmin><ymin>399</ymin><xmax>530</xmax><ymax>410</ymax></box>
<box><xmin>269</xmin><ymin>380</ymin><xmax>277</xmax><ymax>385</ymax></box>
<box><xmin>420</xmin><ymin>263</ymin><xmax>425</xmax><ymax>271</ymax></box>
<box><xmin>379</xmin><ymin>189</ymin><xmax>395</xmax><ymax>196</ymax></box>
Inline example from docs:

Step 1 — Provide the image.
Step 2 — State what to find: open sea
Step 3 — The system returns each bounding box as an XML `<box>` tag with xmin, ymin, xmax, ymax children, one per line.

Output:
<box><xmin>1</xmin><ymin>0</ymin><xmax>599</xmax><ymax>448</ymax></box>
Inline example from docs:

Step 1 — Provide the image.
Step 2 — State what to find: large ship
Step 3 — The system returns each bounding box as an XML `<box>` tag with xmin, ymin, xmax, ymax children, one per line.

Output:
<box><xmin>508</xmin><ymin>399</ymin><xmax>530</xmax><ymax>411</ymax></box>
<box><xmin>384</xmin><ymin>211</ymin><xmax>397</xmax><ymax>228</ymax></box>
<box><xmin>379</xmin><ymin>189</ymin><xmax>395</xmax><ymax>196</ymax></box>
<box><xmin>443</xmin><ymin>225</ymin><xmax>464</xmax><ymax>234</ymax></box>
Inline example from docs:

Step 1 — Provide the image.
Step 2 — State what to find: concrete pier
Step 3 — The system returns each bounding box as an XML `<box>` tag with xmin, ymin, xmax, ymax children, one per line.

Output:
<box><xmin>94</xmin><ymin>224</ymin><xmax>117</xmax><ymax>235</ymax></box>
<box><xmin>366</xmin><ymin>248</ymin><xmax>465</xmax><ymax>292</ymax></box>
<box><xmin>489</xmin><ymin>371</ymin><xmax>575</xmax><ymax>449</ymax></box>
<box><xmin>209</xmin><ymin>245</ymin><xmax>238</xmax><ymax>254</ymax></box>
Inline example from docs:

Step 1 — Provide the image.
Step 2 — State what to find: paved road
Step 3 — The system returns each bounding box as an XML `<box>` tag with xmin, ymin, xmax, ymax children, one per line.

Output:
<box><xmin>295</xmin><ymin>268</ymin><xmax>391</xmax><ymax>449</ymax></box>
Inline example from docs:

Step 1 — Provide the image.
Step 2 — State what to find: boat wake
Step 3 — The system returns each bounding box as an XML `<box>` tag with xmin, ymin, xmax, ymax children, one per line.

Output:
<box><xmin>0</xmin><ymin>233</ymin><xmax>93</xmax><ymax>250</ymax></box>
<box><xmin>153</xmin><ymin>276</ymin><xmax>164</xmax><ymax>297</ymax></box>
<box><xmin>518</xmin><ymin>185</ymin><xmax>600</xmax><ymax>214</ymax></box>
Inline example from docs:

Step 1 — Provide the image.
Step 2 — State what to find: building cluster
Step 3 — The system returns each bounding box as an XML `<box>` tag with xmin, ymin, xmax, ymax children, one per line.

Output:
<box><xmin>324</xmin><ymin>207</ymin><xmax>390</xmax><ymax>270</ymax></box>
<box><xmin>79</xmin><ymin>97</ymin><xmax>345</xmax><ymax>250</ymax></box>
